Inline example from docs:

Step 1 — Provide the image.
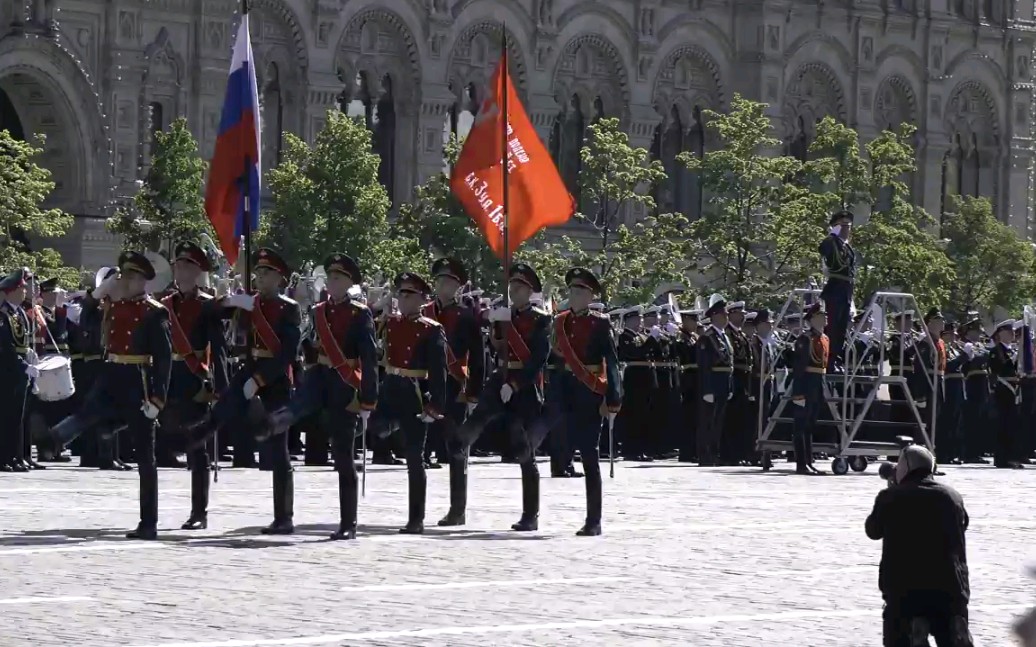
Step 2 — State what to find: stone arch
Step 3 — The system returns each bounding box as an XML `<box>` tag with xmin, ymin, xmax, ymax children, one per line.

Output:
<box><xmin>446</xmin><ymin>21</ymin><xmax>529</xmax><ymax>106</ymax></box>
<box><xmin>782</xmin><ymin>31</ymin><xmax>854</xmax><ymax>77</ymax></box>
<box><xmin>247</xmin><ymin>0</ymin><xmax>309</xmax><ymax>75</ymax></box>
<box><xmin>654</xmin><ymin>16</ymin><xmax>736</xmax><ymax>65</ymax></box>
<box><xmin>652</xmin><ymin>45</ymin><xmax>724</xmax><ymax>120</ymax></box>
<box><xmin>554</xmin><ymin>3</ymin><xmax>636</xmax><ymax>47</ymax></box>
<box><xmin>449</xmin><ymin>0</ymin><xmax>536</xmax><ymax>34</ymax></box>
<box><xmin>0</xmin><ymin>34</ymin><xmax>112</xmax><ymax>214</ymax></box>
<box><xmin>874</xmin><ymin>45</ymin><xmax>926</xmax><ymax>83</ymax></box>
<box><xmin>874</xmin><ymin>74</ymin><xmax>918</xmax><ymax>130</ymax></box>
<box><xmin>944</xmin><ymin>79</ymin><xmax>999</xmax><ymax>148</ymax></box>
<box><xmin>943</xmin><ymin>50</ymin><xmax>1008</xmax><ymax>93</ymax></box>
<box><xmin>336</xmin><ymin>7</ymin><xmax>422</xmax><ymax>104</ymax></box>
<box><xmin>552</xmin><ymin>33</ymin><xmax>630</xmax><ymax>120</ymax></box>
<box><xmin>782</xmin><ymin>62</ymin><xmax>847</xmax><ymax>140</ymax></box>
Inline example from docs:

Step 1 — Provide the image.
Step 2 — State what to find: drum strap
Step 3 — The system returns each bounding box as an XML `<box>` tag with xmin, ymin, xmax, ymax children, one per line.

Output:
<box><xmin>30</xmin><ymin>306</ymin><xmax>62</xmax><ymax>359</ymax></box>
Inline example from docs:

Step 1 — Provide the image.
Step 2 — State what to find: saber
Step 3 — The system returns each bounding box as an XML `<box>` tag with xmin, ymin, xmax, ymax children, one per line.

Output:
<box><xmin>360</xmin><ymin>414</ymin><xmax>368</xmax><ymax>497</ymax></box>
<box><xmin>608</xmin><ymin>414</ymin><xmax>616</xmax><ymax>479</ymax></box>
<box><xmin>212</xmin><ymin>425</ymin><xmax>220</xmax><ymax>483</ymax></box>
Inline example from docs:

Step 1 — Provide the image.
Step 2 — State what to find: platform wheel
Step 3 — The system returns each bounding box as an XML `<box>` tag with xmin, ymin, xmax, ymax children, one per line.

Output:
<box><xmin>761</xmin><ymin>452</ymin><xmax>773</xmax><ymax>472</ymax></box>
<box><xmin>849</xmin><ymin>456</ymin><xmax>868</xmax><ymax>473</ymax></box>
<box><xmin>831</xmin><ymin>457</ymin><xmax>849</xmax><ymax>475</ymax></box>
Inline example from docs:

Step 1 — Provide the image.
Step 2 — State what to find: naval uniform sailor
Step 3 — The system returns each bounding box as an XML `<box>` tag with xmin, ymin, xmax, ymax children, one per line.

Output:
<box><xmin>0</xmin><ymin>268</ymin><xmax>35</xmax><ymax>473</ymax></box>
<box><xmin>989</xmin><ymin>319</ymin><xmax>1024</xmax><ymax>469</ymax></box>
<box><xmin>49</xmin><ymin>252</ymin><xmax>172</xmax><ymax>538</ymax></box>
<box><xmin>818</xmin><ymin>210</ymin><xmax>856</xmax><ymax>369</ymax></box>
<box><xmin>696</xmin><ymin>295</ymin><xmax>734</xmax><ymax>466</ymax></box>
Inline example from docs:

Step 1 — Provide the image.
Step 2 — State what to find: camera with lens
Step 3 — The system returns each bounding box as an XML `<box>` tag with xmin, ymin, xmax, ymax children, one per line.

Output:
<box><xmin>877</xmin><ymin>436</ymin><xmax>916</xmax><ymax>488</ymax></box>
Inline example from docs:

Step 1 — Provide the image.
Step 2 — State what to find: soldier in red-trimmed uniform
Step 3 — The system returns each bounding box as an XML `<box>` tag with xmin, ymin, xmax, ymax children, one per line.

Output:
<box><xmin>188</xmin><ymin>248</ymin><xmax>302</xmax><ymax>534</ymax></box>
<box><xmin>270</xmin><ymin>253</ymin><xmax>379</xmax><ymax>541</ymax></box>
<box><xmin>161</xmin><ymin>241</ymin><xmax>230</xmax><ymax>531</ymax></box>
<box><xmin>459</xmin><ymin>263</ymin><xmax>552</xmax><ymax>532</ymax></box>
<box><xmin>371</xmin><ymin>272</ymin><xmax>447</xmax><ymax>534</ymax></box>
<box><xmin>422</xmin><ymin>257</ymin><xmax>485</xmax><ymax>527</ymax></box>
<box><xmin>541</xmin><ymin>267</ymin><xmax>621</xmax><ymax>536</ymax></box>
<box><xmin>48</xmin><ymin>251</ymin><xmax>172</xmax><ymax>539</ymax></box>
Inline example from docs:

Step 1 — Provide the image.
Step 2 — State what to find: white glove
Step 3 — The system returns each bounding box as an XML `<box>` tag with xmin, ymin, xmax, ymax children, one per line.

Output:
<box><xmin>417</xmin><ymin>413</ymin><xmax>437</xmax><ymax>424</ymax></box>
<box><xmin>830</xmin><ymin>225</ymin><xmax>842</xmax><ymax>237</ymax></box>
<box><xmin>650</xmin><ymin>325</ymin><xmax>661</xmax><ymax>340</ymax></box>
<box><xmin>25</xmin><ymin>364</ymin><xmax>40</xmax><ymax>379</ymax></box>
<box><xmin>607</xmin><ymin>412</ymin><xmax>618</xmax><ymax>425</ymax></box>
<box><xmin>963</xmin><ymin>342</ymin><xmax>975</xmax><ymax>357</ymax></box>
<box><xmin>359</xmin><ymin>409</ymin><xmax>371</xmax><ymax>422</ymax></box>
<box><xmin>489</xmin><ymin>307</ymin><xmax>511</xmax><ymax>322</ymax></box>
<box><xmin>140</xmin><ymin>401</ymin><xmax>160</xmax><ymax>420</ymax></box>
<box><xmin>466</xmin><ymin>401</ymin><xmax>478</xmax><ymax>415</ymax></box>
<box><xmin>702</xmin><ymin>393</ymin><xmax>714</xmax><ymax>403</ymax></box>
<box><xmin>665</xmin><ymin>322</ymin><xmax>679</xmax><ymax>334</ymax></box>
<box><xmin>500</xmin><ymin>383</ymin><xmax>514</xmax><ymax>403</ymax></box>
<box><xmin>54</xmin><ymin>289</ymin><xmax>67</xmax><ymax>308</ymax></box>
<box><xmin>748</xmin><ymin>396</ymin><xmax>756</xmax><ymax>402</ymax></box>
<box><xmin>25</xmin><ymin>349</ymin><xmax>38</xmax><ymax>365</ymax></box>
<box><xmin>226</xmin><ymin>293</ymin><xmax>255</xmax><ymax>311</ymax></box>
<box><xmin>858</xmin><ymin>330</ymin><xmax>874</xmax><ymax>344</ymax></box>
<box><xmin>727</xmin><ymin>392</ymin><xmax>734</xmax><ymax>400</ymax></box>
<box><xmin>93</xmin><ymin>274</ymin><xmax>117</xmax><ymax>300</ymax></box>
<box><xmin>916</xmin><ymin>400</ymin><xmax>927</xmax><ymax>409</ymax></box>
<box><xmin>243</xmin><ymin>377</ymin><xmax>259</xmax><ymax>400</ymax></box>
<box><xmin>792</xmin><ymin>398</ymin><xmax>806</xmax><ymax>407</ymax></box>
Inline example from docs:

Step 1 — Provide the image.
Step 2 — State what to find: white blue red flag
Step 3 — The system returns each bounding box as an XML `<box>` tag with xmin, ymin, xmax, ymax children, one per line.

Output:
<box><xmin>204</xmin><ymin>9</ymin><xmax>261</xmax><ymax>267</ymax></box>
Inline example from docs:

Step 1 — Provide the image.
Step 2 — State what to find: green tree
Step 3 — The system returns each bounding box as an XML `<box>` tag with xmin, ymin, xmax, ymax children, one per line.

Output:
<box><xmin>106</xmin><ymin>117</ymin><xmax>209</xmax><ymax>252</ymax></box>
<box><xmin>392</xmin><ymin>134</ymin><xmax>500</xmax><ymax>286</ymax></box>
<box><xmin>680</xmin><ymin>94</ymin><xmax>816</xmax><ymax>305</ymax></box>
<box><xmin>0</xmin><ymin>130</ymin><xmax>78</xmax><ymax>286</ymax></box>
<box><xmin>813</xmin><ymin>123</ymin><xmax>953</xmax><ymax>308</ymax></box>
<box><xmin>262</xmin><ymin>109</ymin><xmax>426</xmax><ymax>280</ymax></box>
<box><xmin>941</xmin><ymin>195</ymin><xmax>1034</xmax><ymax>316</ymax></box>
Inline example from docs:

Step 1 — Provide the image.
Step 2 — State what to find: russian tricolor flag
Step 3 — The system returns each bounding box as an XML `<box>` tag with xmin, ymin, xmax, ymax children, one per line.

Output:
<box><xmin>204</xmin><ymin>7</ymin><xmax>261</xmax><ymax>267</ymax></box>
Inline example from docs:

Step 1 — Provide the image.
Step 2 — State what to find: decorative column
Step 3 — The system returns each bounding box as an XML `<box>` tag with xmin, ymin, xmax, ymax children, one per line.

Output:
<box><xmin>415</xmin><ymin>86</ymin><xmax>456</xmax><ymax>186</ymax></box>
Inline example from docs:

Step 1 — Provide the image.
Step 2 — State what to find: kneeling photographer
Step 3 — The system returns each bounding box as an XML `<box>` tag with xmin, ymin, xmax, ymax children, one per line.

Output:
<box><xmin>866</xmin><ymin>444</ymin><xmax>972</xmax><ymax>646</ymax></box>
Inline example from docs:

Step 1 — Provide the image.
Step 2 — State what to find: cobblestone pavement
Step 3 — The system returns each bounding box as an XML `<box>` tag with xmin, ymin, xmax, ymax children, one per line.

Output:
<box><xmin>1</xmin><ymin>458</ymin><xmax>1033</xmax><ymax>647</ymax></box>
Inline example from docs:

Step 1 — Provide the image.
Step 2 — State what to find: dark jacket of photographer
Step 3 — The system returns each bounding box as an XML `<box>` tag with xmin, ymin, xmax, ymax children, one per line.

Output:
<box><xmin>865</xmin><ymin>475</ymin><xmax>970</xmax><ymax>610</ymax></box>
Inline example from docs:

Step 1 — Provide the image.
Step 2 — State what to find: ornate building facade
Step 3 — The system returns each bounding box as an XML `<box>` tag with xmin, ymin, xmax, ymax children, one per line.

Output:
<box><xmin>0</xmin><ymin>0</ymin><xmax>1033</xmax><ymax>269</ymax></box>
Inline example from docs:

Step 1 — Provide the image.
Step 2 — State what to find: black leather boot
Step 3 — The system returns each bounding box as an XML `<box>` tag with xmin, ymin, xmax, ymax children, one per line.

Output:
<box><xmin>330</xmin><ymin>469</ymin><xmax>358</xmax><ymax>540</ymax></box>
<box><xmin>181</xmin><ymin>468</ymin><xmax>209</xmax><ymax>530</ymax></box>
<box><xmin>398</xmin><ymin>465</ymin><xmax>426</xmax><ymax>534</ymax></box>
<box><xmin>511</xmin><ymin>462</ymin><xmax>539</xmax><ymax>531</ymax></box>
<box><xmin>127</xmin><ymin>466</ymin><xmax>158</xmax><ymax>540</ymax></box>
<box><xmin>793</xmin><ymin>433</ymin><xmax>810</xmax><ymax>474</ymax></box>
<box><xmin>261</xmin><ymin>470</ymin><xmax>295</xmax><ymax>535</ymax></box>
<box><xmin>437</xmin><ymin>459</ymin><xmax>467</xmax><ymax>527</ymax></box>
<box><xmin>576</xmin><ymin>466</ymin><xmax>602</xmax><ymax>537</ymax></box>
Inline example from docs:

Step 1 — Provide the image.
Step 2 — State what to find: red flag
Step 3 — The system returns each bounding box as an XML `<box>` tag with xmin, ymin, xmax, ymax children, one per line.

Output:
<box><xmin>450</xmin><ymin>51</ymin><xmax>575</xmax><ymax>260</ymax></box>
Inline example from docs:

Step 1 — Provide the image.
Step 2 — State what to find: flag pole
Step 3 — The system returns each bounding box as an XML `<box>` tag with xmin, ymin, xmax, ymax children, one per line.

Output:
<box><xmin>242</xmin><ymin>0</ymin><xmax>252</xmax><ymax>298</ymax></box>
<box><xmin>500</xmin><ymin>23</ymin><xmax>510</xmax><ymax>299</ymax></box>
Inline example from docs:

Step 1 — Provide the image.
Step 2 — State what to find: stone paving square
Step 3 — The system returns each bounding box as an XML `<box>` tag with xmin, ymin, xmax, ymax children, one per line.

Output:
<box><xmin>1</xmin><ymin>459</ymin><xmax>1033</xmax><ymax>646</ymax></box>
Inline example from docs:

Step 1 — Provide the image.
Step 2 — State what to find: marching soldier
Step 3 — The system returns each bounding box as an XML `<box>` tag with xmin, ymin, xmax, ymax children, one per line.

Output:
<box><xmin>989</xmin><ymin>319</ymin><xmax>1024</xmax><ymax>469</ymax></box>
<box><xmin>696</xmin><ymin>295</ymin><xmax>734</xmax><ymax>466</ymax></box>
<box><xmin>188</xmin><ymin>248</ymin><xmax>303</xmax><ymax>533</ymax></box>
<box><xmin>819</xmin><ymin>210</ymin><xmax>856</xmax><ymax>368</ymax></box>
<box><xmin>373</xmin><ymin>272</ymin><xmax>447</xmax><ymax>534</ymax></box>
<box><xmin>49</xmin><ymin>252</ymin><xmax>172</xmax><ymax>538</ymax></box>
<box><xmin>162</xmin><ymin>241</ymin><xmax>230</xmax><ymax>530</ymax></box>
<box><xmin>0</xmin><ymin>268</ymin><xmax>35</xmax><ymax>473</ymax></box>
<box><xmin>460</xmin><ymin>263</ymin><xmax>551</xmax><ymax>531</ymax></box>
<box><xmin>790</xmin><ymin>302</ymin><xmax>828</xmax><ymax>475</ymax></box>
<box><xmin>422</xmin><ymin>257</ymin><xmax>484</xmax><ymax>526</ymax></box>
<box><xmin>541</xmin><ymin>268</ymin><xmax>621</xmax><ymax>536</ymax></box>
<box><xmin>271</xmin><ymin>254</ymin><xmax>378</xmax><ymax>540</ymax></box>
<box><xmin>676</xmin><ymin>307</ymin><xmax>701</xmax><ymax>462</ymax></box>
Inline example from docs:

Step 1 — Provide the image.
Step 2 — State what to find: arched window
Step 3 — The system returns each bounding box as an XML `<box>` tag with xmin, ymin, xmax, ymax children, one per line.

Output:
<box><xmin>148</xmin><ymin>102</ymin><xmax>164</xmax><ymax>157</ymax></box>
<box><xmin>686</xmin><ymin>106</ymin><xmax>705</xmax><ymax>219</ymax></box>
<box><xmin>940</xmin><ymin>135</ymin><xmax>963</xmax><ymax>223</ymax></box>
<box><xmin>960</xmin><ymin>133</ymin><xmax>980</xmax><ymax>198</ymax></box>
<box><xmin>560</xmin><ymin>95</ymin><xmax>584</xmax><ymax>194</ymax></box>
<box><xmin>788</xmin><ymin>116</ymin><xmax>809</xmax><ymax>162</ymax></box>
<box><xmin>375</xmin><ymin>75</ymin><xmax>396</xmax><ymax>203</ymax></box>
<box><xmin>261</xmin><ymin>62</ymin><xmax>283</xmax><ymax>169</ymax></box>
<box><xmin>659</xmin><ymin>106</ymin><xmax>684</xmax><ymax>214</ymax></box>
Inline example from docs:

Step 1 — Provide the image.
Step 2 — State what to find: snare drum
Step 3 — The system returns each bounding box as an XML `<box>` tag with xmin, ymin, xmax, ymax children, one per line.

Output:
<box><xmin>32</xmin><ymin>355</ymin><xmax>76</xmax><ymax>402</ymax></box>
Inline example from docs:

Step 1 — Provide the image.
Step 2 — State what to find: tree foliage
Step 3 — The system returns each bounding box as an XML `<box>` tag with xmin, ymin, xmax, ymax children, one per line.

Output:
<box><xmin>106</xmin><ymin>117</ymin><xmax>209</xmax><ymax>252</ymax></box>
<box><xmin>262</xmin><ymin>109</ymin><xmax>426</xmax><ymax>283</ymax></box>
<box><xmin>0</xmin><ymin>130</ymin><xmax>77</xmax><ymax>287</ymax></box>
<box><xmin>941</xmin><ymin>195</ymin><xmax>1034</xmax><ymax>316</ymax></box>
<box><xmin>680</xmin><ymin>95</ymin><xmax>816</xmax><ymax>305</ymax></box>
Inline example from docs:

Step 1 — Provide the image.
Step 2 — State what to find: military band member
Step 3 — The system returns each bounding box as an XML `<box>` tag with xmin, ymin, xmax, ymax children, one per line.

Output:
<box><xmin>989</xmin><ymin>319</ymin><xmax>1024</xmax><ymax>469</ymax></box>
<box><xmin>373</xmin><ymin>272</ymin><xmax>447</xmax><ymax>534</ymax></box>
<box><xmin>696</xmin><ymin>296</ymin><xmax>734</xmax><ymax>466</ymax></box>
<box><xmin>49</xmin><ymin>252</ymin><xmax>172</xmax><ymax>538</ymax></box>
<box><xmin>819</xmin><ymin>210</ymin><xmax>856</xmax><ymax>369</ymax></box>
<box><xmin>0</xmin><ymin>268</ymin><xmax>35</xmax><ymax>473</ymax></box>
<box><xmin>888</xmin><ymin>310</ymin><xmax>919</xmax><ymax>429</ymax></box>
<box><xmin>616</xmin><ymin>306</ymin><xmax>652</xmax><ymax>461</ymax></box>
<box><xmin>909</xmin><ymin>308</ymin><xmax>946</xmax><ymax>447</ymax></box>
<box><xmin>423</xmin><ymin>257</ymin><xmax>484</xmax><ymax>527</ymax></box>
<box><xmin>939</xmin><ymin>324</ymin><xmax>966</xmax><ymax>464</ymax></box>
<box><xmin>460</xmin><ymin>263</ymin><xmax>551</xmax><ymax>531</ymax></box>
<box><xmin>542</xmin><ymin>268</ymin><xmax>621</xmax><ymax>536</ymax></box>
<box><xmin>959</xmin><ymin>316</ymin><xmax>989</xmax><ymax>464</ymax></box>
<box><xmin>790</xmin><ymin>302</ymin><xmax>828</xmax><ymax>475</ymax></box>
<box><xmin>724</xmin><ymin>301</ymin><xmax>752</xmax><ymax>465</ymax></box>
<box><xmin>749</xmin><ymin>309</ymin><xmax>777</xmax><ymax>462</ymax></box>
<box><xmin>31</xmin><ymin>277</ymin><xmax>72</xmax><ymax>463</ymax></box>
<box><xmin>271</xmin><ymin>254</ymin><xmax>378</xmax><ymax>540</ymax></box>
<box><xmin>190</xmin><ymin>248</ymin><xmax>302</xmax><ymax>534</ymax></box>
<box><xmin>676</xmin><ymin>307</ymin><xmax>701</xmax><ymax>462</ymax></box>
<box><xmin>162</xmin><ymin>241</ymin><xmax>230</xmax><ymax>530</ymax></box>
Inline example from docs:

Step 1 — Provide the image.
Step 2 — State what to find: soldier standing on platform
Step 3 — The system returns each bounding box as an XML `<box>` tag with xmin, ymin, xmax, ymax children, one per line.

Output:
<box><xmin>676</xmin><ymin>307</ymin><xmax>701</xmax><ymax>462</ymax></box>
<box><xmin>188</xmin><ymin>248</ymin><xmax>302</xmax><ymax>534</ymax></box>
<box><xmin>696</xmin><ymin>295</ymin><xmax>734</xmax><ymax>466</ymax></box>
<box><xmin>161</xmin><ymin>242</ymin><xmax>230</xmax><ymax>531</ymax></box>
<box><xmin>271</xmin><ymin>254</ymin><xmax>378</xmax><ymax>540</ymax></box>
<box><xmin>989</xmin><ymin>319</ymin><xmax>1024</xmax><ymax>469</ymax></box>
<box><xmin>819</xmin><ymin>210</ymin><xmax>856</xmax><ymax>369</ymax></box>
<box><xmin>460</xmin><ymin>263</ymin><xmax>551</xmax><ymax>532</ymax></box>
<box><xmin>0</xmin><ymin>269</ymin><xmax>35</xmax><ymax>473</ymax></box>
<box><xmin>373</xmin><ymin>272</ymin><xmax>447</xmax><ymax>534</ymax></box>
<box><xmin>540</xmin><ymin>268</ymin><xmax>621</xmax><ymax>536</ymax></box>
<box><xmin>959</xmin><ymin>316</ymin><xmax>989</xmax><ymax>464</ymax></box>
<box><xmin>790</xmin><ymin>302</ymin><xmax>828</xmax><ymax>475</ymax></box>
<box><xmin>49</xmin><ymin>252</ymin><xmax>172</xmax><ymax>538</ymax></box>
<box><xmin>422</xmin><ymin>258</ymin><xmax>485</xmax><ymax>526</ymax></box>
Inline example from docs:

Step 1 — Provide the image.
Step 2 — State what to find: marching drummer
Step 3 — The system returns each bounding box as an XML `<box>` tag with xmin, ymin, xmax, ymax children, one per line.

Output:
<box><xmin>0</xmin><ymin>268</ymin><xmax>36</xmax><ymax>473</ymax></box>
<box><xmin>48</xmin><ymin>252</ymin><xmax>173</xmax><ymax>539</ymax></box>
